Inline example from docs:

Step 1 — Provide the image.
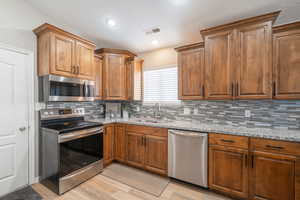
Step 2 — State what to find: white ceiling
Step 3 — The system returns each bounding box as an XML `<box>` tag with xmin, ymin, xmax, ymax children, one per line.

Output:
<box><xmin>25</xmin><ymin>0</ymin><xmax>300</xmax><ymax>53</ymax></box>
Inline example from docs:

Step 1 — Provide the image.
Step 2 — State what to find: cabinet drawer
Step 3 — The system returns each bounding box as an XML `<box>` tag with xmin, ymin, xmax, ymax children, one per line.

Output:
<box><xmin>209</xmin><ymin>133</ymin><xmax>249</xmax><ymax>149</ymax></box>
<box><xmin>250</xmin><ymin>138</ymin><xmax>300</xmax><ymax>156</ymax></box>
<box><xmin>125</xmin><ymin>124</ymin><xmax>167</xmax><ymax>137</ymax></box>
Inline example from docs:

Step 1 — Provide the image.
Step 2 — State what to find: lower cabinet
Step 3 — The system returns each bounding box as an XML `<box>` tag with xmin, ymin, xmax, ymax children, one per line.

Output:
<box><xmin>249</xmin><ymin>138</ymin><xmax>298</xmax><ymax>200</ymax></box>
<box><xmin>209</xmin><ymin>133</ymin><xmax>300</xmax><ymax>200</ymax></box>
<box><xmin>125</xmin><ymin>125</ymin><xmax>168</xmax><ymax>175</ymax></box>
<box><xmin>145</xmin><ymin>135</ymin><xmax>168</xmax><ymax>175</ymax></box>
<box><xmin>126</xmin><ymin>131</ymin><xmax>145</xmax><ymax>168</ymax></box>
<box><xmin>104</xmin><ymin>124</ymin><xmax>114</xmax><ymax>166</ymax></box>
<box><xmin>114</xmin><ymin>124</ymin><xmax>126</xmax><ymax>162</ymax></box>
<box><xmin>209</xmin><ymin>134</ymin><xmax>249</xmax><ymax>199</ymax></box>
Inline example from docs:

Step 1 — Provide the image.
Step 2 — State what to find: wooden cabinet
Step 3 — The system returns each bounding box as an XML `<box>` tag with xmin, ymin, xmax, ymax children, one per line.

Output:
<box><xmin>50</xmin><ymin>33</ymin><xmax>75</xmax><ymax>76</ymax></box>
<box><xmin>34</xmin><ymin>23</ymin><xmax>96</xmax><ymax>80</ymax></box>
<box><xmin>95</xmin><ymin>48</ymin><xmax>138</xmax><ymax>100</ymax></box>
<box><xmin>204</xmin><ymin>30</ymin><xmax>236</xmax><ymax>100</ymax></box>
<box><xmin>94</xmin><ymin>55</ymin><xmax>103</xmax><ymax>99</ymax></box>
<box><xmin>249</xmin><ymin>151</ymin><xmax>295</xmax><ymax>200</ymax></box>
<box><xmin>125</xmin><ymin>125</ymin><xmax>168</xmax><ymax>175</ymax></box>
<box><xmin>76</xmin><ymin>41</ymin><xmax>94</xmax><ymax>80</ymax></box>
<box><xmin>145</xmin><ymin>135</ymin><xmax>168</xmax><ymax>175</ymax></box>
<box><xmin>103</xmin><ymin>54</ymin><xmax>127</xmax><ymax>100</ymax></box>
<box><xmin>209</xmin><ymin>134</ymin><xmax>249</xmax><ymax>199</ymax></box>
<box><xmin>235</xmin><ymin>22</ymin><xmax>272</xmax><ymax>99</ymax></box>
<box><xmin>273</xmin><ymin>22</ymin><xmax>300</xmax><ymax>99</ymax></box>
<box><xmin>114</xmin><ymin>124</ymin><xmax>126</xmax><ymax>162</ymax></box>
<box><xmin>104</xmin><ymin>124</ymin><xmax>115</xmax><ymax>166</ymax></box>
<box><xmin>249</xmin><ymin>138</ymin><xmax>300</xmax><ymax>200</ymax></box>
<box><xmin>175</xmin><ymin>43</ymin><xmax>205</xmax><ymax>100</ymax></box>
<box><xmin>126</xmin><ymin>131</ymin><xmax>145</xmax><ymax>168</ymax></box>
<box><xmin>199</xmin><ymin>11</ymin><xmax>280</xmax><ymax>100</ymax></box>
<box><xmin>126</xmin><ymin>59</ymin><xmax>144</xmax><ymax>101</ymax></box>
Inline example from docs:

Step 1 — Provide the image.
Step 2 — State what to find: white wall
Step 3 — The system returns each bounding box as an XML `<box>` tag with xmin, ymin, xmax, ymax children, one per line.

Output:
<box><xmin>138</xmin><ymin>47</ymin><xmax>178</xmax><ymax>69</ymax></box>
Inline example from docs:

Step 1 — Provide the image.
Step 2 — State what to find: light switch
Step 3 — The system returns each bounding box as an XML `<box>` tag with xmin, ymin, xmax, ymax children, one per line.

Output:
<box><xmin>245</xmin><ymin>110</ymin><xmax>251</xmax><ymax>118</ymax></box>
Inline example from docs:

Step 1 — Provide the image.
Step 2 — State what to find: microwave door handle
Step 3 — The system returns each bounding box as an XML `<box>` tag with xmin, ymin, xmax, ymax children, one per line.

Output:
<box><xmin>83</xmin><ymin>82</ymin><xmax>86</xmax><ymax>97</ymax></box>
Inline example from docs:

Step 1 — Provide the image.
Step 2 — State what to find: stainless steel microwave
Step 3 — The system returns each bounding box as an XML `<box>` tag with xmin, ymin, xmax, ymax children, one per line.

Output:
<box><xmin>39</xmin><ymin>75</ymin><xmax>95</xmax><ymax>102</ymax></box>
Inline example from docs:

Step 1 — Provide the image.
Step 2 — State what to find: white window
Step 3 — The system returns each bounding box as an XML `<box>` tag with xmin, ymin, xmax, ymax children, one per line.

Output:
<box><xmin>143</xmin><ymin>66</ymin><xmax>180</xmax><ymax>103</ymax></box>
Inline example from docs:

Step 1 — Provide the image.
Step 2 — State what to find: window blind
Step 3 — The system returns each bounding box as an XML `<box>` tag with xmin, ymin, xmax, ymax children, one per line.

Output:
<box><xmin>143</xmin><ymin>66</ymin><xmax>179</xmax><ymax>103</ymax></box>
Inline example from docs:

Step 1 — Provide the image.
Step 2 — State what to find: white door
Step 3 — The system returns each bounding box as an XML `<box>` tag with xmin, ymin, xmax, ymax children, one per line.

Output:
<box><xmin>0</xmin><ymin>47</ymin><xmax>29</xmax><ymax>197</ymax></box>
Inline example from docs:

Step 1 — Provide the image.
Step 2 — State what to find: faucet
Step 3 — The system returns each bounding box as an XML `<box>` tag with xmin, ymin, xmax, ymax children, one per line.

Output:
<box><xmin>153</xmin><ymin>103</ymin><xmax>161</xmax><ymax>119</ymax></box>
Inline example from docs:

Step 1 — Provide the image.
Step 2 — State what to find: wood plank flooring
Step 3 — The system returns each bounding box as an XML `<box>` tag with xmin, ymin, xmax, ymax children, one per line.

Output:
<box><xmin>32</xmin><ymin>174</ymin><xmax>232</xmax><ymax>200</ymax></box>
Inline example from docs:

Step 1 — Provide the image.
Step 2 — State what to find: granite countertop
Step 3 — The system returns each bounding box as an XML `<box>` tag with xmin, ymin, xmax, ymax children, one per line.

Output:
<box><xmin>89</xmin><ymin>118</ymin><xmax>300</xmax><ymax>142</ymax></box>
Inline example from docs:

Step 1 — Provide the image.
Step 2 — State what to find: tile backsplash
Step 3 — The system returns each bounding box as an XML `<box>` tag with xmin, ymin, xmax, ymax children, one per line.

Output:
<box><xmin>45</xmin><ymin>100</ymin><xmax>300</xmax><ymax>131</ymax></box>
<box><xmin>125</xmin><ymin>100</ymin><xmax>300</xmax><ymax>130</ymax></box>
<box><xmin>45</xmin><ymin>101</ymin><xmax>106</xmax><ymax>120</ymax></box>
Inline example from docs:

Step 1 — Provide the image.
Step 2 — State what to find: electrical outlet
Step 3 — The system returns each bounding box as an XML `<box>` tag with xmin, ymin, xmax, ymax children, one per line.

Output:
<box><xmin>245</xmin><ymin>110</ymin><xmax>251</xmax><ymax>118</ymax></box>
<box><xmin>136</xmin><ymin>106</ymin><xmax>141</xmax><ymax>112</ymax></box>
<box><xmin>194</xmin><ymin>108</ymin><xmax>198</xmax><ymax>115</ymax></box>
<box><xmin>184</xmin><ymin>107</ymin><xmax>191</xmax><ymax>115</ymax></box>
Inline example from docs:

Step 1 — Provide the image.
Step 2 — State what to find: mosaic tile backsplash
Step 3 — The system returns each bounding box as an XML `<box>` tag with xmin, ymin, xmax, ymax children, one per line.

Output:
<box><xmin>46</xmin><ymin>101</ymin><xmax>106</xmax><ymax>120</ymax></box>
<box><xmin>125</xmin><ymin>100</ymin><xmax>300</xmax><ymax>130</ymax></box>
<box><xmin>46</xmin><ymin>100</ymin><xmax>300</xmax><ymax>131</ymax></box>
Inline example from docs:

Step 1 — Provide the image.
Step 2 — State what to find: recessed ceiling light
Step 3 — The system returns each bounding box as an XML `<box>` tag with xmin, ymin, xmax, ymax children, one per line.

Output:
<box><xmin>152</xmin><ymin>40</ymin><xmax>159</xmax><ymax>45</ymax></box>
<box><xmin>169</xmin><ymin>0</ymin><xmax>188</xmax><ymax>6</ymax></box>
<box><xmin>106</xmin><ymin>19</ymin><xmax>116</xmax><ymax>27</ymax></box>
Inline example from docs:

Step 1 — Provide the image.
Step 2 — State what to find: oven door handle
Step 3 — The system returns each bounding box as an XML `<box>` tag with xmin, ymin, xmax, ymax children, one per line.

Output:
<box><xmin>59</xmin><ymin>127</ymin><xmax>103</xmax><ymax>143</ymax></box>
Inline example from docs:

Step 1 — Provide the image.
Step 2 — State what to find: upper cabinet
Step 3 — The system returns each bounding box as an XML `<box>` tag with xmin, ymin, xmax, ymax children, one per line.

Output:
<box><xmin>273</xmin><ymin>22</ymin><xmax>300</xmax><ymax>99</ymax></box>
<box><xmin>204</xmin><ymin>29</ymin><xmax>235</xmax><ymax>99</ymax></box>
<box><xmin>94</xmin><ymin>55</ymin><xmax>103</xmax><ymax>99</ymax></box>
<box><xmin>95</xmin><ymin>48</ymin><xmax>141</xmax><ymax>101</ymax></box>
<box><xmin>126</xmin><ymin>59</ymin><xmax>144</xmax><ymax>101</ymax></box>
<box><xmin>235</xmin><ymin>21</ymin><xmax>273</xmax><ymax>99</ymax></box>
<box><xmin>34</xmin><ymin>23</ymin><xmax>96</xmax><ymax>80</ymax></box>
<box><xmin>200</xmin><ymin>11</ymin><xmax>280</xmax><ymax>100</ymax></box>
<box><xmin>175</xmin><ymin>43</ymin><xmax>205</xmax><ymax>100</ymax></box>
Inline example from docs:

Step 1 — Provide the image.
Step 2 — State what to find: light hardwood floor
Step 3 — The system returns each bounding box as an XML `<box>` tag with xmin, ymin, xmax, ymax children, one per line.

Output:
<box><xmin>32</xmin><ymin>174</ymin><xmax>232</xmax><ymax>200</ymax></box>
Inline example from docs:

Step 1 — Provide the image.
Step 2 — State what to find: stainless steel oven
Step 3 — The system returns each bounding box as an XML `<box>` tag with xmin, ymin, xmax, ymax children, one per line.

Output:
<box><xmin>39</xmin><ymin>75</ymin><xmax>95</xmax><ymax>102</ymax></box>
<box><xmin>40</xmin><ymin>108</ymin><xmax>103</xmax><ymax>194</ymax></box>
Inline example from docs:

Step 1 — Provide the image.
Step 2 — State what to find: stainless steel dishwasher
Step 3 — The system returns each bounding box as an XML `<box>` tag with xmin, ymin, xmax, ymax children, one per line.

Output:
<box><xmin>168</xmin><ymin>129</ymin><xmax>208</xmax><ymax>187</ymax></box>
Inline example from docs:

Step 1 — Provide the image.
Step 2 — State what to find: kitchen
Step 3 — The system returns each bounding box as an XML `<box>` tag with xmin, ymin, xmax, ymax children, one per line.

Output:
<box><xmin>0</xmin><ymin>0</ymin><xmax>300</xmax><ymax>200</ymax></box>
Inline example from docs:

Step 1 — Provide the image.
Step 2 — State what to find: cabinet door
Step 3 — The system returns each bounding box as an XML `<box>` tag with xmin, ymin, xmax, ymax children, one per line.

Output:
<box><xmin>235</xmin><ymin>22</ymin><xmax>272</xmax><ymax>99</ymax></box>
<box><xmin>273</xmin><ymin>28</ymin><xmax>300</xmax><ymax>99</ymax></box>
<box><xmin>104</xmin><ymin>125</ymin><xmax>114</xmax><ymax>166</ymax></box>
<box><xmin>126</xmin><ymin>132</ymin><xmax>145</xmax><ymax>168</ymax></box>
<box><xmin>114</xmin><ymin>124</ymin><xmax>126</xmax><ymax>162</ymax></box>
<box><xmin>94</xmin><ymin>56</ymin><xmax>103</xmax><ymax>99</ymax></box>
<box><xmin>104</xmin><ymin>54</ymin><xmax>127</xmax><ymax>100</ymax></box>
<box><xmin>126</xmin><ymin>59</ymin><xmax>134</xmax><ymax>100</ymax></box>
<box><xmin>145</xmin><ymin>135</ymin><xmax>168</xmax><ymax>175</ymax></box>
<box><xmin>75</xmin><ymin>41</ymin><xmax>94</xmax><ymax>80</ymax></box>
<box><xmin>50</xmin><ymin>33</ymin><xmax>75</xmax><ymax>77</ymax></box>
<box><xmin>209</xmin><ymin>145</ymin><xmax>249</xmax><ymax>199</ymax></box>
<box><xmin>249</xmin><ymin>152</ymin><xmax>295</xmax><ymax>200</ymax></box>
<box><xmin>204</xmin><ymin>30</ymin><xmax>235</xmax><ymax>99</ymax></box>
<box><xmin>178</xmin><ymin>48</ymin><xmax>205</xmax><ymax>100</ymax></box>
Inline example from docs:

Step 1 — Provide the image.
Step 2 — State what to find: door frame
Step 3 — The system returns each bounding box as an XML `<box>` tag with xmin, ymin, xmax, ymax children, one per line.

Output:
<box><xmin>0</xmin><ymin>43</ymin><xmax>36</xmax><ymax>185</ymax></box>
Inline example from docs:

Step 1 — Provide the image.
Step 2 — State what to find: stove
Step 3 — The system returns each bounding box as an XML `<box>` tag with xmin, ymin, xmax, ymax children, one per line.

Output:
<box><xmin>39</xmin><ymin>108</ymin><xmax>104</xmax><ymax>195</ymax></box>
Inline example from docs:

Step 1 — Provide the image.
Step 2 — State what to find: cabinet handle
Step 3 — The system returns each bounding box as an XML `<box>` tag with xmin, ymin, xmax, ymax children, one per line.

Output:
<box><xmin>143</xmin><ymin>136</ymin><xmax>146</xmax><ymax>146</ymax></box>
<box><xmin>265</xmin><ymin>145</ymin><xmax>284</xmax><ymax>150</ymax></box>
<box><xmin>273</xmin><ymin>82</ymin><xmax>276</xmax><ymax>97</ymax></box>
<box><xmin>236</xmin><ymin>83</ymin><xmax>239</xmax><ymax>97</ymax></box>
<box><xmin>251</xmin><ymin>154</ymin><xmax>254</xmax><ymax>168</ymax></box>
<box><xmin>77</xmin><ymin>66</ymin><xmax>80</xmax><ymax>74</ymax></box>
<box><xmin>220</xmin><ymin>139</ymin><xmax>235</xmax><ymax>143</ymax></box>
<box><xmin>202</xmin><ymin>85</ymin><xmax>205</xmax><ymax>96</ymax></box>
<box><xmin>245</xmin><ymin>154</ymin><xmax>248</xmax><ymax>168</ymax></box>
<box><xmin>231</xmin><ymin>83</ymin><xmax>234</xmax><ymax>96</ymax></box>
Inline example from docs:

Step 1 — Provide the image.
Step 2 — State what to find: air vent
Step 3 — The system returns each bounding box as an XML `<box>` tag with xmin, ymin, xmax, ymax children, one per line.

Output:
<box><xmin>145</xmin><ymin>28</ymin><xmax>161</xmax><ymax>35</ymax></box>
